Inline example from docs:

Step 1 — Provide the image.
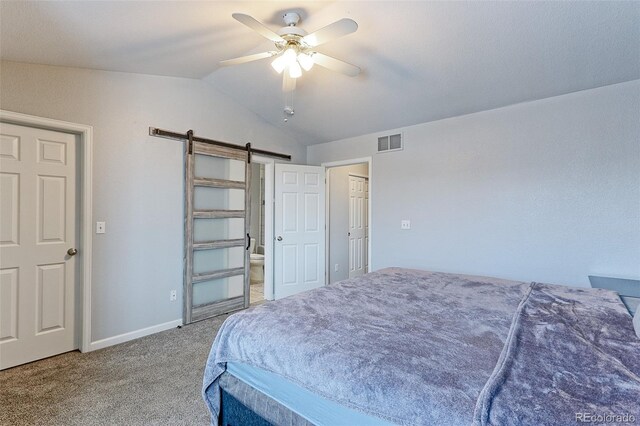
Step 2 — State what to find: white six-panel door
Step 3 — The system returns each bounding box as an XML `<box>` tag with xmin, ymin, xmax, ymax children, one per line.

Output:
<box><xmin>0</xmin><ymin>123</ymin><xmax>77</xmax><ymax>369</ymax></box>
<box><xmin>349</xmin><ymin>175</ymin><xmax>368</xmax><ymax>278</ymax></box>
<box><xmin>274</xmin><ymin>164</ymin><xmax>325</xmax><ymax>299</ymax></box>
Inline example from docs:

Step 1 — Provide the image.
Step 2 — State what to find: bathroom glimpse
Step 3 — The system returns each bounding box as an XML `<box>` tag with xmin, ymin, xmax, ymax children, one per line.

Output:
<box><xmin>249</xmin><ymin>163</ymin><xmax>265</xmax><ymax>305</ymax></box>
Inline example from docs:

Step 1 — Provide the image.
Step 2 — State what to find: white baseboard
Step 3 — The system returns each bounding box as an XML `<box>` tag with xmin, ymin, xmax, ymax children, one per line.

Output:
<box><xmin>87</xmin><ymin>319</ymin><xmax>183</xmax><ymax>352</ymax></box>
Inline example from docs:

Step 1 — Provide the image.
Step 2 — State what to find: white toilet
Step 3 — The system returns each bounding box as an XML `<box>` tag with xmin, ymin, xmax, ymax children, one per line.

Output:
<box><xmin>249</xmin><ymin>238</ymin><xmax>265</xmax><ymax>283</ymax></box>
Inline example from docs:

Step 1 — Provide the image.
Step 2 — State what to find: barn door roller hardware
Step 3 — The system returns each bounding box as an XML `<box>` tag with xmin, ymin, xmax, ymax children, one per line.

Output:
<box><xmin>149</xmin><ymin>127</ymin><xmax>291</xmax><ymax>161</ymax></box>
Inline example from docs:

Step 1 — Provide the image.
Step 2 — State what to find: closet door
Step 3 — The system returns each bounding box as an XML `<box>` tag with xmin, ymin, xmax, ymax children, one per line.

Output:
<box><xmin>184</xmin><ymin>141</ymin><xmax>250</xmax><ymax>324</ymax></box>
<box><xmin>348</xmin><ymin>175</ymin><xmax>367</xmax><ymax>278</ymax></box>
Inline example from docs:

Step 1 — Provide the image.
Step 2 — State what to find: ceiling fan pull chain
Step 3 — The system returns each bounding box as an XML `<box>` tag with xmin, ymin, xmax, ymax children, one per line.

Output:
<box><xmin>283</xmin><ymin>84</ymin><xmax>295</xmax><ymax>122</ymax></box>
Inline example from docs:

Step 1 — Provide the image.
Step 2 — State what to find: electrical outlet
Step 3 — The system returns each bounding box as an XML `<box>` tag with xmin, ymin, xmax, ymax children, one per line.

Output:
<box><xmin>96</xmin><ymin>221</ymin><xmax>106</xmax><ymax>234</ymax></box>
<box><xmin>334</xmin><ymin>264</ymin><xmax>339</xmax><ymax>272</ymax></box>
<box><xmin>401</xmin><ymin>220</ymin><xmax>411</xmax><ymax>230</ymax></box>
<box><xmin>170</xmin><ymin>290</ymin><xmax>177</xmax><ymax>302</ymax></box>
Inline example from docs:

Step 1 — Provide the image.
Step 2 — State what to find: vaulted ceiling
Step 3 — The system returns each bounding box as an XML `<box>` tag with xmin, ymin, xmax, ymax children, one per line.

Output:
<box><xmin>1</xmin><ymin>1</ymin><xmax>638</xmax><ymax>145</ymax></box>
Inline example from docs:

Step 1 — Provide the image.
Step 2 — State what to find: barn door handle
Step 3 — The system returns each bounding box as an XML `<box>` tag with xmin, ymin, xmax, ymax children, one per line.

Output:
<box><xmin>246</xmin><ymin>234</ymin><xmax>250</xmax><ymax>250</ymax></box>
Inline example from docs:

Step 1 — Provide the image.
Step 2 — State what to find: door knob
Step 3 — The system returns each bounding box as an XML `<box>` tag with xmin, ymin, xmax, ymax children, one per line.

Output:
<box><xmin>67</xmin><ymin>248</ymin><xmax>78</xmax><ymax>256</ymax></box>
<box><xmin>277</xmin><ymin>236</ymin><xmax>283</xmax><ymax>241</ymax></box>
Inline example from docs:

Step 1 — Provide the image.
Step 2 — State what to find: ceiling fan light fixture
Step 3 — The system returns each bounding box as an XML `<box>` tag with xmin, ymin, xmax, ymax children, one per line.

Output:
<box><xmin>289</xmin><ymin>61</ymin><xmax>302</xmax><ymax>78</ymax></box>
<box><xmin>297</xmin><ymin>53</ymin><xmax>314</xmax><ymax>71</ymax></box>
<box><xmin>282</xmin><ymin>47</ymin><xmax>298</xmax><ymax>66</ymax></box>
<box><xmin>271</xmin><ymin>55</ymin><xmax>287</xmax><ymax>74</ymax></box>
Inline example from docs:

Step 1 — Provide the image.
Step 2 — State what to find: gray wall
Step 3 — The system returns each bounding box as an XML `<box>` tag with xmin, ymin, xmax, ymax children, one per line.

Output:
<box><xmin>0</xmin><ymin>60</ymin><xmax>306</xmax><ymax>342</ymax></box>
<box><xmin>328</xmin><ymin>163</ymin><xmax>369</xmax><ymax>283</ymax></box>
<box><xmin>309</xmin><ymin>80</ymin><xmax>640</xmax><ymax>287</ymax></box>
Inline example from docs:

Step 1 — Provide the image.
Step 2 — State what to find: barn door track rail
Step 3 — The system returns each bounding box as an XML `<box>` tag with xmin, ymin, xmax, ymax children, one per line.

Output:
<box><xmin>149</xmin><ymin>127</ymin><xmax>291</xmax><ymax>161</ymax></box>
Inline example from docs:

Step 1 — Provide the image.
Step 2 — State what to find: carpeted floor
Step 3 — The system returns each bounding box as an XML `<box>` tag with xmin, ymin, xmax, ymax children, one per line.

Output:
<box><xmin>0</xmin><ymin>315</ymin><xmax>229</xmax><ymax>425</ymax></box>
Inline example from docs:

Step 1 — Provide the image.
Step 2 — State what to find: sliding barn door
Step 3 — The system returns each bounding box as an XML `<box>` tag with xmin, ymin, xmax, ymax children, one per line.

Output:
<box><xmin>184</xmin><ymin>141</ymin><xmax>250</xmax><ymax>324</ymax></box>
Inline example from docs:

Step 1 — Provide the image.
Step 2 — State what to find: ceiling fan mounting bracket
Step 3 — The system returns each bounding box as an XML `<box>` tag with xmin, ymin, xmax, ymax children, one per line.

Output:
<box><xmin>282</xmin><ymin>12</ymin><xmax>301</xmax><ymax>27</ymax></box>
<box><xmin>277</xmin><ymin>12</ymin><xmax>307</xmax><ymax>39</ymax></box>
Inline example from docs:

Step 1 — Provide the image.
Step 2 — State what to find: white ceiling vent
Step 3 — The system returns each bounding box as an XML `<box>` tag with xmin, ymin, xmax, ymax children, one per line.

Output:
<box><xmin>377</xmin><ymin>133</ymin><xmax>403</xmax><ymax>153</ymax></box>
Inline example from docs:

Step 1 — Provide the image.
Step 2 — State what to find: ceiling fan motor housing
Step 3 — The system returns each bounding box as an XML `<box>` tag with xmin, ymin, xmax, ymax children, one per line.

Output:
<box><xmin>278</xmin><ymin>26</ymin><xmax>307</xmax><ymax>38</ymax></box>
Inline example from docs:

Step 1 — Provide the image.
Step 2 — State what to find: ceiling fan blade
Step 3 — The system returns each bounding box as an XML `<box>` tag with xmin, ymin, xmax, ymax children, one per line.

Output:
<box><xmin>220</xmin><ymin>51</ymin><xmax>277</xmax><ymax>66</ymax></box>
<box><xmin>312</xmin><ymin>52</ymin><xmax>361</xmax><ymax>77</ymax></box>
<box><xmin>302</xmin><ymin>18</ymin><xmax>358</xmax><ymax>47</ymax></box>
<box><xmin>282</xmin><ymin>73</ymin><xmax>297</xmax><ymax>93</ymax></box>
<box><xmin>232</xmin><ymin>13</ymin><xmax>284</xmax><ymax>42</ymax></box>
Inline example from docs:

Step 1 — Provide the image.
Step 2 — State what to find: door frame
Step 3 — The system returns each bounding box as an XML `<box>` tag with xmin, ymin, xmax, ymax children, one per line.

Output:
<box><xmin>251</xmin><ymin>155</ymin><xmax>275</xmax><ymax>300</ymax></box>
<box><xmin>321</xmin><ymin>157</ymin><xmax>372</xmax><ymax>285</ymax></box>
<box><xmin>0</xmin><ymin>110</ymin><xmax>93</xmax><ymax>353</ymax></box>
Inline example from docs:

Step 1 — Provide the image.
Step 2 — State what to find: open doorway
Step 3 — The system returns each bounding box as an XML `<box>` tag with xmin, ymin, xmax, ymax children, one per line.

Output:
<box><xmin>324</xmin><ymin>159</ymin><xmax>371</xmax><ymax>284</ymax></box>
<box><xmin>249</xmin><ymin>161</ymin><xmax>267</xmax><ymax>305</ymax></box>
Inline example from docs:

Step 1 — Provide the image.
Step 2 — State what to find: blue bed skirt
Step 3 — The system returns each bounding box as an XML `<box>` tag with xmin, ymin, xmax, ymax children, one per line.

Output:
<box><xmin>220</xmin><ymin>388</ymin><xmax>272</xmax><ymax>426</ymax></box>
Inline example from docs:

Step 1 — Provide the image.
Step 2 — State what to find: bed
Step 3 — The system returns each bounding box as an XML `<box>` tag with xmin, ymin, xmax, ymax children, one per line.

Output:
<box><xmin>202</xmin><ymin>268</ymin><xmax>640</xmax><ymax>425</ymax></box>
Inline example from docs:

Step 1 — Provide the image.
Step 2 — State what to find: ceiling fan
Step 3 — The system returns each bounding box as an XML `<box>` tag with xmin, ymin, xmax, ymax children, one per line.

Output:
<box><xmin>220</xmin><ymin>12</ymin><xmax>361</xmax><ymax>93</ymax></box>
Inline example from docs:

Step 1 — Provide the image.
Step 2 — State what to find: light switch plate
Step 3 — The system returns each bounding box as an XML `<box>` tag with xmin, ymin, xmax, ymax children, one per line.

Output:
<box><xmin>401</xmin><ymin>220</ymin><xmax>411</xmax><ymax>230</ymax></box>
<box><xmin>96</xmin><ymin>221</ymin><xmax>106</xmax><ymax>234</ymax></box>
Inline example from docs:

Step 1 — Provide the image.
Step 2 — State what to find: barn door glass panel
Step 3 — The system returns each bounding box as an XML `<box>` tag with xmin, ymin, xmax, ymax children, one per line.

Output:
<box><xmin>193</xmin><ymin>218</ymin><xmax>245</xmax><ymax>242</ymax></box>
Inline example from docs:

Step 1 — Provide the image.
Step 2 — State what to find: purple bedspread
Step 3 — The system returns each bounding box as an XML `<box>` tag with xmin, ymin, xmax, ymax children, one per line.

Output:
<box><xmin>474</xmin><ymin>282</ymin><xmax>640</xmax><ymax>425</ymax></box>
<box><xmin>203</xmin><ymin>268</ymin><xmax>640</xmax><ymax>425</ymax></box>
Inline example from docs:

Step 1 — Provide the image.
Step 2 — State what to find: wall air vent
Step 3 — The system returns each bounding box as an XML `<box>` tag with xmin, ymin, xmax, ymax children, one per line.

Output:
<box><xmin>377</xmin><ymin>133</ymin><xmax>403</xmax><ymax>153</ymax></box>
